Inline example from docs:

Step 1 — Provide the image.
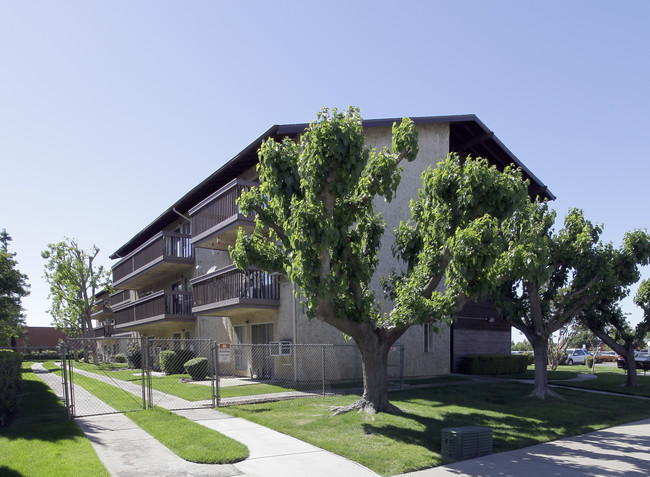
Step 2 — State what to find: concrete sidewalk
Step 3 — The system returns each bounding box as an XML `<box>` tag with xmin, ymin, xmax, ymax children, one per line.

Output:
<box><xmin>32</xmin><ymin>363</ymin><xmax>379</xmax><ymax>477</ymax></box>
<box><xmin>394</xmin><ymin>418</ymin><xmax>650</xmax><ymax>477</ymax></box>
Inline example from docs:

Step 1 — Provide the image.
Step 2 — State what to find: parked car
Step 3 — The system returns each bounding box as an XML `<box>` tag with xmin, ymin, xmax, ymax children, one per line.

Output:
<box><xmin>616</xmin><ymin>351</ymin><xmax>650</xmax><ymax>371</ymax></box>
<box><xmin>566</xmin><ymin>348</ymin><xmax>592</xmax><ymax>365</ymax></box>
<box><xmin>595</xmin><ymin>351</ymin><xmax>618</xmax><ymax>363</ymax></box>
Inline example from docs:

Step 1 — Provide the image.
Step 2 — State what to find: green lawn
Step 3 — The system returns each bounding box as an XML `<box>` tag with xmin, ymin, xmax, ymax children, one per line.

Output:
<box><xmin>42</xmin><ymin>362</ymin><xmax>249</xmax><ymax>464</ymax></box>
<box><xmin>68</xmin><ymin>360</ymin><xmax>321</xmax><ymax>400</ymax></box>
<box><xmin>0</xmin><ymin>363</ymin><xmax>109</xmax><ymax>477</ymax></box>
<box><xmin>550</xmin><ymin>365</ymin><xmax>650</xmax><ymax>396</ymax></box>
<box><xmin>223</xmin><ymin>381</ymin><xmax>650</xmax><ymax>476</ymax></box>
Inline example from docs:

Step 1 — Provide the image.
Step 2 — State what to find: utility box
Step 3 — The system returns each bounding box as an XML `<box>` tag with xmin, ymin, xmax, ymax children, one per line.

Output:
<box><xmin>441</xmin><ymin>426</ymin><xmax>492</xmax><ymax>460</ymax></box>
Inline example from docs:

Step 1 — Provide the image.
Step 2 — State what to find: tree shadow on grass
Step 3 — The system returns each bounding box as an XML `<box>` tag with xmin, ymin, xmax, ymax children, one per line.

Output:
<box><xmin>362</xmin><ymin>381</ymin><xmax>650</xmax><ymax>461</ymax></box>
<box><xmin>2</xmin><ymin>369</ymin><xmax>84</xmax><ymax>443</ymax></box>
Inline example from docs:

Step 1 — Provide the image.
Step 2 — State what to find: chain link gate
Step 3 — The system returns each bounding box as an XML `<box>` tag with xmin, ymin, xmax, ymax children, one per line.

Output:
<box><xmin>61</xmin><ymin>337</ymin><xmax>217</xmax><ymax>418</ymax></box>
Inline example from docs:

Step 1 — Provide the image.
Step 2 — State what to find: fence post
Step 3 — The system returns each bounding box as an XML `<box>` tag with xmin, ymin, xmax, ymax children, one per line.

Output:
<box><xmin>60</xmin><ymin>343</ymin><xmax>70</xmax><ymax>420</ymax></box>
<box><xmin>399</xmin><ymin>344</ymin><xmax>404</xmax><ymax>390</ymax></box>
<box><xmin>321</xmin><ymin>345</ymin><xmax>326</xmax><ymax>396</ymax></box>
<box><xmin>212</xmin><ymin>341</ymin><xmax>220</xmax><ymax>408</ymax></box>
<box><xmin>140</xmin><ymin>337</ymin><xmax>147</xmax><ymax>409</ymax></box>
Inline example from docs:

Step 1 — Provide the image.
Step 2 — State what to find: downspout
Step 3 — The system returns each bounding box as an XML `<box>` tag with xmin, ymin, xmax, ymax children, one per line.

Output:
<box><xmin>172</xmin><ymin>207</ymin><xmax>191</xmax><ymax>222</ymax></box>
<box><xmin>293</xmin><ymin>281</ymin><xmax>297</xmax><ymax>382</ymax></box>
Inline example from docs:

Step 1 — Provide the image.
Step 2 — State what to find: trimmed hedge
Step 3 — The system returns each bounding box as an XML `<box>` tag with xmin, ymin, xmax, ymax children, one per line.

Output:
<box><xmin>113</xmin><ymin>353</ymin><xmax>127</xmax><ymax>363</ymax></box>
<box><xmin>160</xmin><ymin>349</ymin><xmax>195</xmax><ymax>375</ymax></box>
<box><xmin>0</xmin><ymin>350</ymin><xmax>23</xmax><ymax>426</ymax></box>
<box><xmin>459</xmin><ymin>354</ymin><xmax>528</xmax><ymax>375</ymax></box>
<box><xmin>184</xmin><ymin>357</ymin><xmax>208</xmax><ymax>381</ymax></box>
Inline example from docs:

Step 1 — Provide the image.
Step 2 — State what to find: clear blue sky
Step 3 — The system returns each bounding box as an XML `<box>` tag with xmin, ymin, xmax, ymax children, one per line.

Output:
<box><xmin>2</xmin><ymin>1</ymin><xmax>649</xmax><ymax>336</ymax></box>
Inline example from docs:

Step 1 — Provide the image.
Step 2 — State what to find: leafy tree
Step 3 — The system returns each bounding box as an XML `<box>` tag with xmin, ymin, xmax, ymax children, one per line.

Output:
<box><xmin>0</xmin><ymin>230</ymin><xmax>29</xmax><ymax>345</ymax></box>
<box><xmin>577</xmin><ymin>232</ymin><xmax>650</xmax><ymax>386</ymax></box>
<box><xmin>547</xmin><ymin>324</ymin><xmax>577</xmax><ymax>370</ymax></box>
<box><xmin>491</xmin><ymin>204</ymin><xmax>604</xmax><ymax>398</ymax></box>
<box><xmin>511</xmin><ymin>340</ymin><xmax>532</xmax><ymax>352</ymax></box>
<box><xmin>232</xmin><ymin>107</ymin><xmax>529</xmax><ymax>414</ymax></box>
<box><xmin>42</xmin><ymin>238</ymin><xmax>111</xmax><ymax>362</ymax></box>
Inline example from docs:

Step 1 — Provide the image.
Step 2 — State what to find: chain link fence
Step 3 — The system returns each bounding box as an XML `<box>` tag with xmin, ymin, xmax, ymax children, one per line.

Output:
<box><xmin>54</xmin><ymin>338</ymin><xmax>403</xmax><ymax>416</ymax></box>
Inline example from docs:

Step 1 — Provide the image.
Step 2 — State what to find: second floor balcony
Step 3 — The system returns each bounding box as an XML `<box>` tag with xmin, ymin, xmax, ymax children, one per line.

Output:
<box><xmin>189</xmin><ymin>178</ymin><xmax>257</xmax><ymax>250</ymax></box>
<box><xmin>112</xmin><ymin>231</ymin><xmax>194</xmax><ymax>292</ymax></box>
<box><xmin>191</xmin><ymin>265</ymin><xmax>280</xmax><ymax>317</ymax></box>
<box><xmin>90</xmin><ymin>298</ymin><xmax>113</xmax><ymax>319</ymax></box>
<box><xmin>112</xmin><ymin>290</ymin><xmax>195</xmax><ymax>330</ymax></box>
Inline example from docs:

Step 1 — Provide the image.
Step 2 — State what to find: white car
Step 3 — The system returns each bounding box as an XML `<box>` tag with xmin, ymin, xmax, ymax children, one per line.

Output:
<box><xmin>566</xmin><ymin>348</ymin><xmax>592</xmax><ymax>365</ymax></box>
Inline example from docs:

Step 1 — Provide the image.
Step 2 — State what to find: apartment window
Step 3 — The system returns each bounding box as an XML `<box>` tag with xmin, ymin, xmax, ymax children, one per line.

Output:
<box><xmin>423</xmin><ymin>323</ymin><xmax>434</xmax><ymax>352</ymax></box>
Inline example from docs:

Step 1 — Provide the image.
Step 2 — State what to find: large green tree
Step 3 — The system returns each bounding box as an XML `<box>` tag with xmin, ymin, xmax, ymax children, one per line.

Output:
<box><xmin>0</xmin><ymin>230</ymin><xmax>29</xmax><ymax>345</ymax></box>
<box><xmin>576</xmin><ymin>231</ymin><xmax>650</xmax><ymax>386</ymax></box>
<box><xmin>232</xmin><ymin>107</ymin><xmax>529</xmax><ymax>413</ymax></box>
<box><xmin>42</xmin><ymin>238</ymin><xmax>110</xmax><ymax>361</ymax></box>
<box><xmin>491</xmin><ymin>204</ymin><xmax>605</xmax><ymax>398</ymax></box>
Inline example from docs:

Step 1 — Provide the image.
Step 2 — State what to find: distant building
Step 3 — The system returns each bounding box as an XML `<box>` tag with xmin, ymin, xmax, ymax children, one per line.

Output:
<box><xmin>13</xmin><ymin>326</ymin><xmax>67</xmax><ymax>349</ymax></box>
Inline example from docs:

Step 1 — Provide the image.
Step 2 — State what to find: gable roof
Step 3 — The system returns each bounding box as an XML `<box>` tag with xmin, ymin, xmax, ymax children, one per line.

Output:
<box><xmin>110</xmin><ymin>114</ymin><xmax>553</xmax><ymax>259</ymax></box>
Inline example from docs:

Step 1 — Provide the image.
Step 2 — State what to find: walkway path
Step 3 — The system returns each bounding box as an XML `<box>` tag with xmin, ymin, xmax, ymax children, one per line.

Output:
<box><xmin>395</xmin><ymin>418</ymin><xmax>650</xmax><ymax>477</ymax></box>
<box><xmin>32</xmin><ymin>363</ymin><xmax>379</xmax><ymax>477</ymax></box>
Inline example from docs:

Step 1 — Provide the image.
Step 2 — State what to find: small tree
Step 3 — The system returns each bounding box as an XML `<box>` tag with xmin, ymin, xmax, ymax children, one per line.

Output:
<box><xmin>547</xmin><ymin>324</ymin><xmax>578</xmax><ymax>371</ymax></box>
<box><xmin>491</xmin><ymin>205</ymin><xmax>604</xmax><ymax>398</ymax></box>
<box><xmin>577</xmin><ymin>231</ymin><xmax>650</xmax><ymax>386</ymax></box>
<box><xmin>232</xmin><ymin>107</ymin><xmax>529</xmax><ymax>414</ymax></box>
<box><xmin>42</xmin><ymin>238</ymin><xmax>111</xmax><ymax>362</ymax></box>
<box><xmin>0</xmin><ymin>230</ymin><xmax>29</xmax><ymax>346</ymax></box>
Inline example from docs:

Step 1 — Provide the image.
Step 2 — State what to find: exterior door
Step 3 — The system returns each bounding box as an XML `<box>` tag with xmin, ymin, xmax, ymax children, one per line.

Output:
<box><xmin>233</xmin><ymin>325</ymin><xmax>247</xmax><ymax>372</ymax></box>
<box><xmin>251</xmin><ymin>323</ymin><xmax>273</xmax><ymax>379</ymax></box>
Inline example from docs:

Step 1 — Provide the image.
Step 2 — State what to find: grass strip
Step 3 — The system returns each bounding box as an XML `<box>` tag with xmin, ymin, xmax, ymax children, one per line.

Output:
<box><xmin>0</xmin><ymin>363</ymin><xmax>109</xmax><ymax>477</ymax></box>
<box><xmin>224</xmin><ymin>381</ymin><xmax>650</xmax><ymax>476</ymax></box>
<box><xmin>70</xmin><ymin>360</ymin><xmax>308</xmax><ymax>400</ymax></box>
<box><xmin>43</xmin><ymin>361</ymin><xmax>249</xmax><ymax>464</ymax></box>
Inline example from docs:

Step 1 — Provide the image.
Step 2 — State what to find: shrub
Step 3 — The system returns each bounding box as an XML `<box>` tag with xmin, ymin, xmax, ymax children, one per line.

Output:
<box><xmin>585</xmin><ymin>355</ymin><xmax>594</xmax><ymax>368</ymax></box>
<box><xmin>159</xmin><ymin>350</ymin><xmax>176</xmax><ymax>375</ymax></box>
<box><xmin>113</xmin><ymin>353</ymin><xmax>127</xmax><ymax>364</ymax></box>
<box><xmin>127</xmin><ymin>345</ymin><xmax>141</xmax><ymax>369</ymax></box>
<box><xmin>184</xmin><ymin>357</ymin><xmax>208</xmax><ymax>381</ymax></box>
<box><xmin>459</xmin><ymin>354</ymin><xmax>528</xmax><ymax>375</ymax></box>
<box><xmin>0</xmin><ymin>350</ymin><xmax>23</xmax><ymax>426</ymax></box>
<box><xmin>523</xmin><ymin>351</ymin><xmax>534</xmax><ymax>365</ymax></box>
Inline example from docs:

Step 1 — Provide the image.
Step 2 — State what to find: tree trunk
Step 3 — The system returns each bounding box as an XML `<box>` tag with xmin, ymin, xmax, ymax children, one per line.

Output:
<box><xmin>623</xmin><ymin>348</ymin><xmax>638</xmax><ymax>387</ymax></box>
<box><xmin>329</xmin><ymin>328</ymin><xmax>403</xmax><ymax>415</ymax></box>
<box><xmin>531</xmin><ymin>338</ymin><xmax>559</xmax><ymax>399</ymax></box>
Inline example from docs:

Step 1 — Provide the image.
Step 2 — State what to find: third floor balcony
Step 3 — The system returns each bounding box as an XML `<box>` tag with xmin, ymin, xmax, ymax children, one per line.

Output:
<box><xmin>189</xmin><ymin>178</ymin><xmax>257</xmax><ymax>250</ymax></box>
<box><xmin>112</xmin><ymin>231</ymin><xmax>194</xmax><ymax>291</ymax></box>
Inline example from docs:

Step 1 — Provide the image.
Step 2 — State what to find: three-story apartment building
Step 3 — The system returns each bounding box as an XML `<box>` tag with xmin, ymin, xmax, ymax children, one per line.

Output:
<box><xmin>94</xmin><ymin>114</ymin><xmax>553</xmax><ymax>376</ymax></box>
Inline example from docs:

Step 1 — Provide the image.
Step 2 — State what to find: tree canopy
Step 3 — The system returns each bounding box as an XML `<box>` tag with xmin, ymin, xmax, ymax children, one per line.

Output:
<box><xmin>42</xmin><ymin>238</ymin><xmax>110</xmax><ymax>351</ymax></box>
<box><xmin>0</xmin><ymin>230</ymin><xmax>29</xmax><ymax>345</ymax></box>
<box><xmin>232</xmin><ymin>107</ymin><xmax>530</xmax><ymax>413</ymax></box>
<box><xmin>490</xmin><ymin>204</ymin><xmax>605</xmax><ymax>397</ymax></box>
<box><xmin>576</xmin><ymin>231</ymin><xmax>650</xmax><ymax>386</ymax></box>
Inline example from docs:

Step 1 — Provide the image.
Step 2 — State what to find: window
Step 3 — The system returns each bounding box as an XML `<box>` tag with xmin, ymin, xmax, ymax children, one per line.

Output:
<box><xmin>423</xmin><ymin>323</ymin><xmax>434</xmax><ymax>352</ymax></box>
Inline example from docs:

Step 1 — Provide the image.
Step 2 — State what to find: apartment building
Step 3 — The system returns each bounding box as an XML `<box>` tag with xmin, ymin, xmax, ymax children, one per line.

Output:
<box><xmin>92</xmin><ymin>114</ymin><xmax>553</xmax><ymax>375</ymax></box>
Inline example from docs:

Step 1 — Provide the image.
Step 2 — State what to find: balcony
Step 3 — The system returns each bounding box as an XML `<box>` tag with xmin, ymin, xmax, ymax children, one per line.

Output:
<box><xmin>191</xmin><ymin>265</ymin><xmax>280</xmax><ymax>317</ymax></box>
<box><xmin>112</xmin><ymin>290</ymin><xmax>195</xmax><ymax>331</ymax></box>
<box><xmin>91</xmin><ymin>298</ymin><xmax>113</xmax><ymax>319</ymax></box>
<box><xmin>190</xmin><ymin>179</ymin><xmax>257</xmax><ymax>250</ymax></box>
<box><xmin>110</xmin><ymin>289</ymin><xmax>131</xmax><ymax>307</ymax></box>
<box><xmin>112</xmin><ymin>231</ymin><xmax>194</xmax><ymax>291</ymax></box>
<box><xmin>90</xmin><ymin>325</ymin><xmax>110</xmax><ymax>338</ymax></box>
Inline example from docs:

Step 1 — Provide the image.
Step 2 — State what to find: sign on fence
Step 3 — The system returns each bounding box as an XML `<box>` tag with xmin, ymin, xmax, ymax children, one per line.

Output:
<box><xmin>218</xmin><ymin>343</ymin><xmax>231</xmax><ymax>363</ymax></box>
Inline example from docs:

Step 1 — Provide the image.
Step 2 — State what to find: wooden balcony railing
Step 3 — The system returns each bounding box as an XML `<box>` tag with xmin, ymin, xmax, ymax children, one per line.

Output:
<box><xmin>113</xmin><ymin>291</ymin><xmax>193</xmax><ymax>328</ymax></box>
<box><xmin>191</xmin><ymin>265</ymin><xmax>280</xmax><ymax>312</ymax></box>
<box><xmin>110</xmin><ymin>289</ymin><xmax>130</xmax><ymax>306</ymax></box>
<box><xmin>112</xmin><ymin>231</ymin><xmax>193</xmax><ymax>285</ymax></box>
<box><xmin>189</xmin><ymin>179</ymin><xmax>257</xmax><ymax>241</ymax></box>
<box><xmin>90</xmin><ymin>326</ymin><xmax>109</xmax><ymax>338</ymax></box>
